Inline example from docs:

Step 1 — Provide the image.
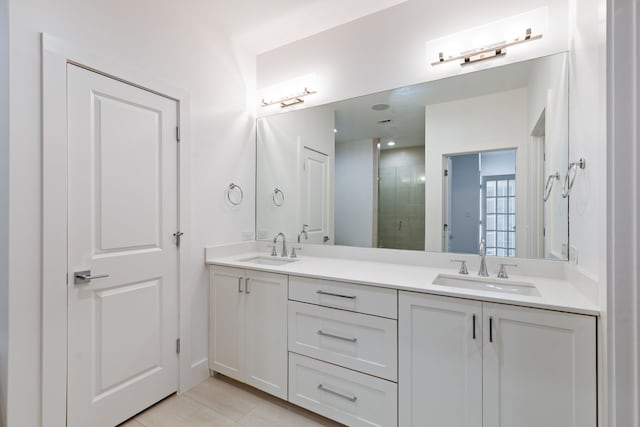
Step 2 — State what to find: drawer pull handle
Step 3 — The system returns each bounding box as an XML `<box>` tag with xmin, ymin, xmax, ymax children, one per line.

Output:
<box><xmin>238</xmin><ymin>277</ymin><xmax>243</xmax><ymax>293</ymax></box>
<box><xmin>317</xmin><ymin>330</ymin><xmax>358</xmax><ymax>342</ymax></box>
<box><xmin>317</xmin><ymin>384</ymin><xmax>357</xmax><ymax>402</ymax></box>
<box><xmin>316</xmin><ymin>290</ymin><xmax>356</xmax><ymax>299</ymax></box>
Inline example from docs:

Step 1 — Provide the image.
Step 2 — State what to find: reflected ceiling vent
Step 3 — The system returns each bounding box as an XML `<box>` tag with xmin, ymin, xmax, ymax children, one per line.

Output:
<box><xmin>372</xmin><ymin>103</ymin><xmax>390</xmax><ymax>111</ymax></box>
<box><xmin>377</xmin><ymin>119</ymin><xmax>392</xmax><ymax>124</ymax></box>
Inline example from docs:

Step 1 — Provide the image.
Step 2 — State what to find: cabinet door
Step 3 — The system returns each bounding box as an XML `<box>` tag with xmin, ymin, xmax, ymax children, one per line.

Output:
<box><xmin>244</xmin><ymin>270</ymin><xmax>288</xmax><ymax>399</ymax></box>
<box><xmin>399</xmin><ymin>292</ymin><xmax>483</xmax><ymax>427</ymax></box>
<box><xmin>483</xmin><ymin>303</ymin><xmax>596</xmax><ymax>427</ymax></box>
<box><xmin>209</xmin><ymin>266</ymin><xmax>245</xmax><ymax>381</ymax></box>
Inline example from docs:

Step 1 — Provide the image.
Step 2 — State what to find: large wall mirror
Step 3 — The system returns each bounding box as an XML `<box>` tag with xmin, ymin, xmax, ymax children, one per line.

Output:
<box><xmin>257</xmin><ymin>52</ymin><xmax>569</xmax><ymax>260</ymax></box>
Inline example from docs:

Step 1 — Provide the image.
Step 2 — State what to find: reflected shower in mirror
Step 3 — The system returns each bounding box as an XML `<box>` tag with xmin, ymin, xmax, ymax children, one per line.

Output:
<box><xmin>256</xmin><ymin>52</ymin><xmax>569</xmax><ymax>260</ymax></box>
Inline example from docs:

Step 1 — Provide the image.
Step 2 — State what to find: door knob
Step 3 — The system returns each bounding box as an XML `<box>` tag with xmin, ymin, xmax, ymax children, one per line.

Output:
<box><xmin>74</xmin><ymin>270</ymin><xmax>110</xmax><ymax>285</ymax></box>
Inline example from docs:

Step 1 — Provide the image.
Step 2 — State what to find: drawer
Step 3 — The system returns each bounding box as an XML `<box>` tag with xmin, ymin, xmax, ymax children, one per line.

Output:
<box><xmin>289</xmin><ymin>276</ymin><xmax>397</xmax><ymax>319</ymax></box>
<box><xmin>289</xmin><ymin>353</ymin><xmax>397</xmax><ymax>427</ymax></box>
<box><xmin>288</xmin><ymin>301</ymin><xmax>397</xmax><ymax>381</ymax></box>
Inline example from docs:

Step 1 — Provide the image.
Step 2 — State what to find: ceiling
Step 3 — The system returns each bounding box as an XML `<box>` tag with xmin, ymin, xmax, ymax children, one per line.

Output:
<box><xmin>192</xmin><ymin>0</ymin><xmax>408</xmax><ymax>54</ymax></box>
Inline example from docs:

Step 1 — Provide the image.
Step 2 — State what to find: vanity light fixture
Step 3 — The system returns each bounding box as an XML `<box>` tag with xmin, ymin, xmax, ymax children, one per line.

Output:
<box><xmin>431</xmin><ymin>28</ymin><xmax>543</xmax><ymax>67</ymax></box>
<box><xmin>261</xmin><ymin>87</ymin><xmax>317</xmax><ymax>108</ymax></box>
<box><xmin>387</xmin><ymin>141</ymin><xmax>396</xmax><ymax>147</ymax></box>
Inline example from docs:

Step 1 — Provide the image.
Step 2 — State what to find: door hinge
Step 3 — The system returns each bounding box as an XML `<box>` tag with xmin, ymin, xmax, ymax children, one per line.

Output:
<box><xmin>173</xmin><ymin>231</ymin><xmax>184</xmax><ymax>247</ymax></box>
<box><xmin>176</xmin><ymin>126</ymin><xmax>181</xmax><ymax>142</ymax></box>
<box><xmin>444</xmin><ymin>169</ymin><xmax>449</xmax><ymax>177</ymax></box>
<box><xmin>176</xmin><ymin>338</ymin><xmax>181</xmax><ymax>354</ymax></box>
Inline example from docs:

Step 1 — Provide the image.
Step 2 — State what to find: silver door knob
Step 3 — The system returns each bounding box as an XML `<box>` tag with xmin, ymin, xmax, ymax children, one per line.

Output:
<box><xmin>74</xmin><ymin>270</ymin><xmax>110</xmax><ymax>285</ymax></box>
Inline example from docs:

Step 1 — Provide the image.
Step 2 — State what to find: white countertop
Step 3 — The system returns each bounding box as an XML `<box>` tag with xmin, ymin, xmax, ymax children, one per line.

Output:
<box><xmin>206</xmin><ymin>251</ymin><xmax>600</xmax><ymax>316</ymax></box>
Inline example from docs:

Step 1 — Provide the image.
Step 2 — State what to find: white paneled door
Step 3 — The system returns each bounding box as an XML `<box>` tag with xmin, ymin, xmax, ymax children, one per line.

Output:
<box><xmin>67</xmin><ymin>64</ymin><xmax>179</xmax><ymax>427</ymax></box>
<box><xmin>301</xmin><ymin>147</ymin><xmax>331</xmax><ymax>244</ymax></box>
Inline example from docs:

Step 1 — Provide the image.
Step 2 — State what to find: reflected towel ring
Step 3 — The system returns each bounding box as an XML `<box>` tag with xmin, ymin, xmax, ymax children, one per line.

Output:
<box><xmin>561</xmin><ymin>158</ymin><xmax>586</xmax><ymax>199</ymax></box>
<box><xmin>226</xmin><ymin>183</ymin><xmax>244</xmax><ymax>206</ymax></box>
<box><xmin>272</xmin><ymin>187</ymin><xmax>285</xmax><ymax>207</ymax></box>
<box><xmin>543</xmin><ymin>172</ymin><xmax>560</xmax><ymax>202</ymax></box>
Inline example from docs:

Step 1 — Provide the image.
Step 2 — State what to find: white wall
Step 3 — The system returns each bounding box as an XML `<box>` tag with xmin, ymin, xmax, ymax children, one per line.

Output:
<box><xmin>335</xmin><ymin>139</ymin><xmax>375</xmax><ymax>247</ymax></box>
<box><xmin>567</xmin><ymin>0</ymin><xmax>607</xmax><ymax>282</ymax></box>
<box><xmin>0</xmin><ymin>0</ymin><xmax>9</xmax><ymax>424</ymax></box>
<box><xmin>257</xmin><ymin>0</ymin><xmax>569</xmax><ymax>111</ymax></box>
<box><xmin>425</xmin><ymin>89</ymin><xmax>529</xmax><ymax>255</ymax></box>
<box><xmin>7</xmin><ymin>1</ymin><xmax>256</xmax><ymax>425</ymax></box>
<box><xmin>256</xmin><ymin>106</ymin><xmax>335</xmax><ymax>242</ymax></box>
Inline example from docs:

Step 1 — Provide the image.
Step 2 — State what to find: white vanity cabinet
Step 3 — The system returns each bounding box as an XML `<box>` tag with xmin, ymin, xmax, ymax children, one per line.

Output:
<box><xmin>399</xmin><ymin>292</ymin><xmax>596</xmax><ymax>427</ymax></box>
<box><xmin>209</xmin><ymin>266</ymin><xmax>288</xmax><ymax>399</ymax></box>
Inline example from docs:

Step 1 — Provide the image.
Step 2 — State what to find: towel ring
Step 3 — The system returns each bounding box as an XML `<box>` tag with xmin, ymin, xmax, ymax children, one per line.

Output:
<box><xmin>272</xmin><ymin>187</ymin><xmax>285</xmax><ymax>207</ymax></box>
<box><xmin>543</xmin><ymin>172</ymin><xmax>560</xmax><ymax>202</ymax></box>
<box><xmin>561</xmin><ymin>158</ymin><xmax>586</xmax><ymax>199</ymax></box>
<box><xmin>226</xmin><ymin>183</ymin><xmax>244</xmax><ymax>206</ymax></box>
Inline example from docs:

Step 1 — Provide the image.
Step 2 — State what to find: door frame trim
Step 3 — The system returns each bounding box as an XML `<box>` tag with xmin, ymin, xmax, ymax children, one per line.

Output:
<box><xmin>42</xmin><ymin>33</ymin><xmax>192</xmax><ymax>427</ymax></box>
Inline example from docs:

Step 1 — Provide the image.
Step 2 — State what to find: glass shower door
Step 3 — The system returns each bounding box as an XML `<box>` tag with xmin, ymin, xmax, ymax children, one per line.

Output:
<box><xmin>377</xmin><ymin>165</ymin><xmax>425</xmax><ymax>250</ymax></box>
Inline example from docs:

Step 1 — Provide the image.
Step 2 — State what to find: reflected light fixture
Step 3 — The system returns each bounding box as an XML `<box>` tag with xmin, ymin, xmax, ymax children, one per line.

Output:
<box><xmin>387</xmin><ymin>141</ymin><xmax>396</xmax><ymax>147</ymax></box>
<box><xmin>432</xmin><ymin>28</ymin><xmax>542</xmax><ymax>67</ymax></box>
<box><xmin>261</xmin><ymin>87</ymin><xmax>317</xmax><ymax>108</ymax></box>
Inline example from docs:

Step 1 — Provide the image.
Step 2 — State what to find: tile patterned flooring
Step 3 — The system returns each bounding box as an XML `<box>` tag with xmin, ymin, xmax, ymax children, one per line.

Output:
<box><xmin>118</xmin><ymin>374</ymin><xmax>344</xmax><ymax>427</ymax></box>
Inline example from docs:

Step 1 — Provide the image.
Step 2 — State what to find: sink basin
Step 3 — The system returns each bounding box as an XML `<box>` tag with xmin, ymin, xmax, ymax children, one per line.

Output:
<box><xmin>432</xmin><ymin>274</ymin><xmax>541</xmax><ymax>297</ymax></box>
<box><xmin>239</xmin><ymin>256</ymin><xmax>299</xmax><ymax>266</ymax></box>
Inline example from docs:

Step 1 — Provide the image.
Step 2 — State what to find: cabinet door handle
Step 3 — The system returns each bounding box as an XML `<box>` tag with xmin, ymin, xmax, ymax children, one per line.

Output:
<box><xmin>472</xmin><ymin>314</ymin><xmax>477</xmax><ymax>340</ymax></box>
<box><xmin>317</xmin><ymin>384</ymin><xmax>357</xmax><ymax>402</ymax></box>
<box><xmin>489</xmin><ymin>317</ymin><xmax>494</xmax><ymax>343</ymax></box>
<box><xmin>244</xmin><ymin>278</ymin><xmax>250</xmax><ymax>294</ymax></box>
<box><xmin>317</xmin><ymin>330</ymin><xmax>358</xmax><ymax>342</ymax></box>
<box><xmin>316</xmin><ymin>290</ymin><xmax>356</xmax><ymax>299</ymax></box>
<box><xmin>238</xmin><ymin>277</ymin><xmax>243</xmax><ymax>293</ymax></box>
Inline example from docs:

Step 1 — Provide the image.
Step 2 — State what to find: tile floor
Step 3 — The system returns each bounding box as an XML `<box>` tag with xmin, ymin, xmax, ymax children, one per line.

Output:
<box><xmin>118</xmin><ymin>374</ymin><xmax>344</xmax><ymax>427</ymax></box>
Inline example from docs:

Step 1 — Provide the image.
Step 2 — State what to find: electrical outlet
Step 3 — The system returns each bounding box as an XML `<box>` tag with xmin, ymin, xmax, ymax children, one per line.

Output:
<box><xmin>241</xmin><ymin>231</ymin><xmax>254</xmax><ymax>241</ymax></box>
<box><xmin>569</xmin><ymin>245</ymin><xmax>578</xmax><ymax>264</ymax></box>
<box><xmin>256</xmin><ymin>229</ymin><xmax>269</xmax><ymax>240</ymax></box>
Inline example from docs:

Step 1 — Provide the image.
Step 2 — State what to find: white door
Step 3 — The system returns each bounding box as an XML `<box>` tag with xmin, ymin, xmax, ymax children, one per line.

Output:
<box><xmin>243</xmin><ymin>270</ymin><xmax>288</xmax><ymax>399</ymax></box>
<box><xmin>301</xmin><ymin>147</ymin><xmax>331</xmax><ymax>244</ymax></box>
<box><xmin>399</xmin><ymin>292</ymin><xmax>483</xmax><ymax>427</ymax></box>
<box><xmin>67</xmin><ymin>64</ymin><xmax>179</xmax><ymax>427</ymax></box>
<box><xmin>483</xmin><ymin>303</ymin><xmax>596</xmax><ymax>427</ymax></box>
<box><xmin>209</xmin><ymin>266</ymin><xmax>245</xmax><ymax>382</ymax></box>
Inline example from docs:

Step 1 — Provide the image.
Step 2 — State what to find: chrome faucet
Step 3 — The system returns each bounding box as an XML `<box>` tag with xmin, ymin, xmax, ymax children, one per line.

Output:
<box><xmin>297</xmin><ymin>225</ymin><xmax>309</xmax><ymax>243</ymax></box>
<box><xmin>273</xmin><ymin>232</ymin><xmax>288</xmax><ymax>257</ymax></box>
<box><xmin>478</xmin><ymin>238</ymin><xmax>489</xmax><ymax>277</ymax></box>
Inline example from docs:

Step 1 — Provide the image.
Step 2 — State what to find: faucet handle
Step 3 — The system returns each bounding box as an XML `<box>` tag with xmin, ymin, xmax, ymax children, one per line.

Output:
<box><xmin>269</xmin><ymin>244</ymin><xmax>277</xmax><ymax>257</ymax></box>
<box><xmin>451</xmin><ymin>259</ymin><xmax>469</xmax><ymax>275</ymax></box>
<box><xmin>290</xmin><ymin>246</ymin><xmax>302</xmax><ymax>258</ymax></box>
<box><xmin>497</xmin><ymin>263</ymin><xmax>518</xmax><ymax>279</ymax></box>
